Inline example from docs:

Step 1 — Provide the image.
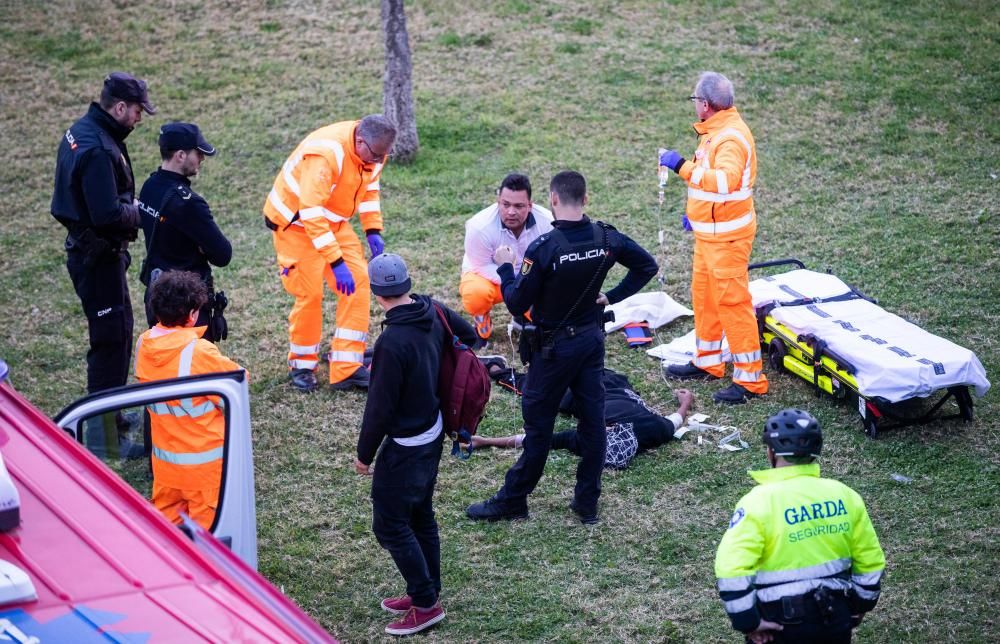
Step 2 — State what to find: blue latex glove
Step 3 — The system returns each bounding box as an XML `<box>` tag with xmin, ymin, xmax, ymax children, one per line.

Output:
<box><xmin>366</xmin><ymin>232</ymin><xmax>385</xmax><ymax>258</ymax></box>
<box><xmin>659</xmin><ymin>148</ymin><xmax>684</xmax><ymax>173</ymax></box>
<box><xmin>681</xmin><ymin>214</ymin><xmax>693</xmax><ymax>231</ymax></box>
<box><xmin>331</xmin><ymin>262</ymin><xmax>356</xmax><ymax>296</ymax></box>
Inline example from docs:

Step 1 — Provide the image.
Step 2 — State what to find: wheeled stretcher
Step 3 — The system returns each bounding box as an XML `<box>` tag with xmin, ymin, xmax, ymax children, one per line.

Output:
<box><xmin>748</xmin><ymin>259</ymin><xmax>991</xmax><ymax>437</ymax></box>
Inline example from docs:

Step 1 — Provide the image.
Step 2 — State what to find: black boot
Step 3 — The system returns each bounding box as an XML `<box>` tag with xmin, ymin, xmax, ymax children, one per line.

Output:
<box><xmin>330</xmin><ymin>365</ymin><xmax>370</xmax><ymax>391</ymax></box>
<box><xmin>569</xmin><ymin>500</ymin><xmax>599</xmax><ymax>526</ymax></box>
<box><xmin>663</xmin><ymin>362</ymin><xmax>720</xmax><ymax>381</ymax></box>
<box><xmin>466</xmin><ymin>496</ymin><xmax>528</xmax><ymax>522</ymax></box>
<box><xmin>289</xmin><ymin>368</ymin><xmax>318</xmax><ymax>392</ymax></box>
<box><xmin>713</xmin><ymin>383</ymin><xmax>761</xmax><ymax>405</ymax></box>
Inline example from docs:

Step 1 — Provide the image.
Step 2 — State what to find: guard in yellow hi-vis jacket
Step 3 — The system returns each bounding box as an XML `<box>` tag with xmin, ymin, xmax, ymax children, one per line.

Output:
<box><xmin>715</xmin><ymin>409</ymin><xmax>885</xmax><ymax>644</ymax></box>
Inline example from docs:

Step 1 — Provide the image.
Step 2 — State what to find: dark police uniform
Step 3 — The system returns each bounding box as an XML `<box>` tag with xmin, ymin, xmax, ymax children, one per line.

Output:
<box><xmin>51</xmin><ymin>103</ymin><xmax>140</xmax><ymax>394</ymax></box>
<box><xmin>491</xmin><ymin>215</ymin><xmax>657</xmax><ymax>517</ymax></box>
<box><xmin>137</xmin><ymin>168</ymin><xmax>232</xmax><ymax>339</ymax></box>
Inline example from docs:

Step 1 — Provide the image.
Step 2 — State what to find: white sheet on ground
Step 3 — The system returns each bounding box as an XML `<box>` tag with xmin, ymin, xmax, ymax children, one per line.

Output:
<box><xmin>749</xmin><ymin>269</ymin><xmax>990</xmax><ymax>402</ymax></box>
<box><xmin>646</xmin><ymin>329</ymin><xmax>730</xmax><ymax>365</ymax></box>
<box><xmin>603</xmin><ymin>291</ymin><xmax>692</xmax><ymax>333</ymax></box>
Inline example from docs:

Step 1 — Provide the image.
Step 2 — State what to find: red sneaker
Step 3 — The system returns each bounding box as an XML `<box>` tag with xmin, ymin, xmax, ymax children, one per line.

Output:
<box><xmin>381</xmin><ymin>594</ymin><xmax>412</xmax><ymax>615</ymax></box>
<box><xmin>385</xmin><ymin>602</ymin><xmax>446</xmax><ymax>636</ymax></box>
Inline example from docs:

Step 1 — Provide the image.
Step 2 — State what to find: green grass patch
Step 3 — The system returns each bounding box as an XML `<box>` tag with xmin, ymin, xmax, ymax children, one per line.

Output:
<box><xmin>0</xmin><ymin>0</ymin><xmax>997</xmax><ymax>641</ymax></box>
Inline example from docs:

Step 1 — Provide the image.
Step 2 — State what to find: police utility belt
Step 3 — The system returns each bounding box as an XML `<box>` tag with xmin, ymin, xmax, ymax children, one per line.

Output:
<box><xmin>758</xmin><ymin>586</ymin><xmax>850</xmax><ymax>625</ymax></box>
<box><xmin>63</xmin><ymin>222</ymin><xmax>125</xmax><ymax>267</ymax></box>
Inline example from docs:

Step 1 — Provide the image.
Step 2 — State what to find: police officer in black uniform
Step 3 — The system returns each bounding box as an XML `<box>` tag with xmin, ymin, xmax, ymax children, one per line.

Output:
<box><xmin>137</xmin><ymin>123</ymin><xmax>232</xmax><ymax>341</ymax></box>
<box><xmin>51</xmin><ymin>72</ymin><xmax>155</xmax><ymax>394</ymax></box>
<box><xmin>467</xmin><ymin>170</ymin><xmax>658</xmax><ymax>524</ymax></box>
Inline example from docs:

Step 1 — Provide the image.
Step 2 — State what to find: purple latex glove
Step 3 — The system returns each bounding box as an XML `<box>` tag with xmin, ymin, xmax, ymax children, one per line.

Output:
<box><xmin>331</xmin><ymin>262</ymin><xmax>356</xmax><ymax>296</ymax></box>
<box><xmin>659</xmin><ymin>148</ymin><xmax>684</xmax><ymax>173</ymax></box>
<box><xmin>366</xmin><ymin>232</ymin><xmax>385</xmax><ymax>258</ymax></box>
<box><xmin>681</xmin><ymin>214</ymin><xmax>693</xmax><ymax>231</ymax></box>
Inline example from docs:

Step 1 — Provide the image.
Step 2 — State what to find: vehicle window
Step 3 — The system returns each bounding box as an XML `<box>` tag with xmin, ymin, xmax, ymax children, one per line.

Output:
<box><xmin>75</xmin><ymin>393</ymin><xmax>228</xmax><ymax>532</ymax></box>
<box><xmin>76</xmin><ymin>406</ymin><xmax>152</xmax><ymax>496</ymax></box>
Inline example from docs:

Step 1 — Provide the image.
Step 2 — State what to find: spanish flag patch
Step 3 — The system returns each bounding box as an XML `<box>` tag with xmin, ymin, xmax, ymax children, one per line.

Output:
<box><xmin>521</xmin><ymin>258</ymin><xmax>533</xmax><ymax>276</ymax></box>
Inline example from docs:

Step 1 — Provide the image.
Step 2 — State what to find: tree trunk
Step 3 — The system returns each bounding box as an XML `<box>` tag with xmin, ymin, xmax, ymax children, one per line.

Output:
<box><xmin>381</xmin><ymin>0</ymin><xmax>418</xmax><ymax>164</ymax></box>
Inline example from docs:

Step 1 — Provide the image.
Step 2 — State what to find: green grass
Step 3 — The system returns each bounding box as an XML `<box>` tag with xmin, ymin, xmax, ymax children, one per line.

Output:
<box><xmin>1</xmin><ymin>0</ymin><xmax>998</xmax><ymax>641</ymax></box>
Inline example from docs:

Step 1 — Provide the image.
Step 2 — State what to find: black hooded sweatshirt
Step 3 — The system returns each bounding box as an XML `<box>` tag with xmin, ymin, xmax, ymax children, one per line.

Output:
<box><xmin>357</xmin><ymin>294</ymin><xmax>477</xmax><ymax>465</ymax></box>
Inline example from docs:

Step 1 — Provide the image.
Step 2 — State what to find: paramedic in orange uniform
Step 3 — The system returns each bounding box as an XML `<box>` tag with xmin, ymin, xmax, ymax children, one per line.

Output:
<box><xmin>660</xmin><ymin>72</ymin><xmax>768</xmax><ymax>404</ymax></box>
<box><xmin>263</xmin><ymin>114</ymin><xmax>397</xmax><ymax>392</ymax></box>
<box><xmin>136</xmin><ymin>270</ymin><xmax>247</xmax><ymax>530</ymax></box>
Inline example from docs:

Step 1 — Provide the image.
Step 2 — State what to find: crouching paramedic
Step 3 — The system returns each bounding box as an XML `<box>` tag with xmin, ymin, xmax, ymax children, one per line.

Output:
<box><xmin>714</xmin><ymin>409</ymin><xmax>885</xmax><ymax>643</ymax></box>
<box><xmin>136</xmin><ymin>270</ymin><xmax>247</xmax><ymax>530</ymax></box>
<box><xmin>459</xmin><ymin>173</ymin><xmax>553</xmax><ymax>341</ymax></box>
<box><xmin>263</xmin><ymin>114</ymin><xmax>397</xmax><ymax>392</ymax></box>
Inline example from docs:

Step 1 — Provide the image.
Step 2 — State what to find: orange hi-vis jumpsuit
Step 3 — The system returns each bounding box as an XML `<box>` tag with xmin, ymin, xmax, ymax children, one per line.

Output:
<box><xmin>263</xmin><ymin>120</ymin><xmax>385</xmax><ymax>384</ymax></box>
<box><xmin>135</xmin><ymin>325</ymin><xmax>245</xmax><ymax>530</ymax></box>
<box><xmin>675</xmin><ymin>107</ymin><xmax>768</xmax><ymax>394</ymax></box>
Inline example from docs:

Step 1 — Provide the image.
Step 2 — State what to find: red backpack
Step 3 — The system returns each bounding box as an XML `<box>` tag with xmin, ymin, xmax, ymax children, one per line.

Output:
<box><xmin>434</xmin><ymin>304</ymin><xmax>491</xmax><ymax>458</ymax></box>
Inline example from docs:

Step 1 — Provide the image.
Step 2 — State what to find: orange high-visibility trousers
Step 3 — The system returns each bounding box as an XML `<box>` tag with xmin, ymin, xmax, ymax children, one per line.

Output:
<box><xmin>273</xmin><ymin>222</ymin><xmax>371</xmax><ymax>384</ymax></box>
<box><xmin>691</xmin><ymin>237</ymin><xmax>768</xmax><ymax>394</ymax></box>
<box><xmin>153</xmin><ymin>482</ymin><xmax>220</xmax><ymax>530</ymax></box>
<box><xmin>459</xmin><ymin>272</ymin><xmax>504</xmax><ymax>318</ymax></box>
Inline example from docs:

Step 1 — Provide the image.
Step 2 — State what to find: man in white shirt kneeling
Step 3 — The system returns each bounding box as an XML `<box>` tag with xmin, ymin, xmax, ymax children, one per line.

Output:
<box><xmin>459</xmin><ymin>173</ymin><xmax>553</xmax><ymax>342</ymax></box>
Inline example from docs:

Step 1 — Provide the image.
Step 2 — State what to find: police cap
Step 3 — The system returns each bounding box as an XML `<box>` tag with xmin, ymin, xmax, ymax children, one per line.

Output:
<box><xmin>104</xmin><ymin>72</ymin><xmax>157</xmax><ymax>115</ymax></box>
<box><xmin>762</xmin><ymin>408</ymin><xmax>823</xmax><ymax>458</ymax></box>
<box><xmin>159</xmin><ymin>122</ymin><xmax>217</xmax><ymax>156</ymax></box>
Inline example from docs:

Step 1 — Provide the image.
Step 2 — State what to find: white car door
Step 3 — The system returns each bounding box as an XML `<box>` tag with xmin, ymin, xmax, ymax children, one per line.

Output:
<box><xmin>53</xmin><ymin>371</ymin><xmax>258</xmax><ymax>568</ymax></box>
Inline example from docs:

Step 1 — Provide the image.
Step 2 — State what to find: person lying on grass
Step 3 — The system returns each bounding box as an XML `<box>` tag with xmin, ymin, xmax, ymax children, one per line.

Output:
<box><xmin>472</xmin><ymin>363</ymin><xmax>694</xmax><ymax>469</ymax></box>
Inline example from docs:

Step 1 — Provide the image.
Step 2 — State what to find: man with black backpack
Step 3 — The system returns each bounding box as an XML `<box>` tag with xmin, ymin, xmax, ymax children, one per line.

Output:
<box><xmin>355</xmin><ymin>253</ymin><xmax>477</xmax><ymax>636</ymax></box>
<box><xmin>465</xmin><ymin>170</ymin><xmax>658</xmax><ymax>525</ymax></box>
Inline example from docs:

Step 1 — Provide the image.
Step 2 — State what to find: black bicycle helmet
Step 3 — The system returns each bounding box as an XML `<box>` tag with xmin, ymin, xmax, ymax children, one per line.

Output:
<box><xmin>762</xmin><ymin>409</ymin><xmax>823</xmax><ymax>458</ymax></box>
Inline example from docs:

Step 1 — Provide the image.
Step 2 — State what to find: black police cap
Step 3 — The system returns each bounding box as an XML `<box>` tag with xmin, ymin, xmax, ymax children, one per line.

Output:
<box><xmin>104</xmin><ymin>72</ymin><xmax>156</xmax><ymax>115</ymax></box>
<box><xmin>158</xmin><ymin>122</ymin><xmax>217</xmax><ymax>156</ymax></box>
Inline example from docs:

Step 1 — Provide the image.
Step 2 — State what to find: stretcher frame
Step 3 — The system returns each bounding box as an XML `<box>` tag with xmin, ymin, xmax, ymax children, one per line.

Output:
<box><xmin>749</xmin><ymin>259</ymin><xmax>975</xmax><ymax>438</ymax></box>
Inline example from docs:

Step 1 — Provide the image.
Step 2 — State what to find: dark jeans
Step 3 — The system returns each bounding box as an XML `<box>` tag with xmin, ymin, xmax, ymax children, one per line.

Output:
<box><xmin>371</xmin><ymin>433</ymin><xmax>443</xmax><ymax>608</ymax></box>
<box><xmin>495</xmin><ymin>327</ymin><xmax>606</xmax><ymax>514</ymax></box>
<box><xmin>66</xmin><ymin>247</ymin><xmax>133</xmax><ymax>394</ymax></box>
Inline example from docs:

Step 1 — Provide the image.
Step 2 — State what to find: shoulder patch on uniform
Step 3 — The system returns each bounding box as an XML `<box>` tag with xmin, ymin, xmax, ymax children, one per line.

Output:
<box><xmin>729</xmin><ymin>507</ymin><xmax>745</xmax><ymax>529</ymax></box>
<box><xmin>521</xmin><ymin>258</ymin><xmax>533</xmax><ymax>275</ymax></box>
<box><xmin>175</xmin><ymin>184</ymin><xmax>192</xmax><ymax>200</ymax></box>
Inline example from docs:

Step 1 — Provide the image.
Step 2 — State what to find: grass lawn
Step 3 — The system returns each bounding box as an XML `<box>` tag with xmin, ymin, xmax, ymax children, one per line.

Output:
<box><xmin>1</xmin><ymin>0</ymin><xmax>997</xmax><ymax>641</ymax></box>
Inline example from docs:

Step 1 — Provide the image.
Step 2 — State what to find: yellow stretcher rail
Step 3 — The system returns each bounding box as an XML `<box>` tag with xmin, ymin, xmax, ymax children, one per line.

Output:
<box><xmin>762</xmin><ymin>317</ymin><xmax>860</xmax><ymax>395</ymax></box>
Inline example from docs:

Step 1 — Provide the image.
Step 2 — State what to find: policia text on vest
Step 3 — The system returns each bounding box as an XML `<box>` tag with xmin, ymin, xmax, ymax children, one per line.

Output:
<box><xmin>466</xmin><ymin>170</ymin><xmax>658</xmax><ymax>525</ymax></box>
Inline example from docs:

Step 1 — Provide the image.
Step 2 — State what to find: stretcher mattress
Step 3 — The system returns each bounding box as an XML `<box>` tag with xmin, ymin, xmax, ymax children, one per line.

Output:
<box><xmin>749</xmin><ymin>269</ymin><xmax>990</xmax><ymax>403</ymax></box>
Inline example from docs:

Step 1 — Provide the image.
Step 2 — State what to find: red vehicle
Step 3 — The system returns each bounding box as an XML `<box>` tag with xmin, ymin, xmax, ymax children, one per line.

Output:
<box><xmin>0</xmin><ymin>360</ymin><xmax>335</xmax><ymax>642</ymax></box>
